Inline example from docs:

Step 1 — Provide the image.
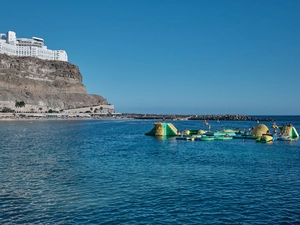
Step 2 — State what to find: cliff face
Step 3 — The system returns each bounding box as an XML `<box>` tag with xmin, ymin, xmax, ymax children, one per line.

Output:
<box><xmin>0</xmin><ymin>53</ymin><xmax>108</xmax><ymax>111</ymax></box>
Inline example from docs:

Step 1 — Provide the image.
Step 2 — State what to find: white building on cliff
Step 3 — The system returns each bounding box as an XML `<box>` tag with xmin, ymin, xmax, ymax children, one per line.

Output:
<box><xmin>0</xmin><ymin>31</ymin><xmax>68</xmax><ymax>61</ymax></box>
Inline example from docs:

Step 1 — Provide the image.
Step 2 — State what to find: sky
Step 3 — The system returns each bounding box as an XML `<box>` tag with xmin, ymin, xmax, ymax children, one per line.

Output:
<box><xmin>1</xmin><ymin>0</ymin><xmax>300</xmax><ymax>115</ymax></box>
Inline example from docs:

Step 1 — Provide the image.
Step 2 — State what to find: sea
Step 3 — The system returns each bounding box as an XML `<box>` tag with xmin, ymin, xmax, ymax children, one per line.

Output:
<box><xmin>0</xmin><ymin>116</ymin><xmax>299</xmax><ymax>224</ymax></box>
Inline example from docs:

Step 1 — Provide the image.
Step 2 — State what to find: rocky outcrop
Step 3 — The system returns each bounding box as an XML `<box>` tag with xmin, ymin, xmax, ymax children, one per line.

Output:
<box><xmin>0</xmin><ymin>53</ymin><xmax>109</xmax><ymax>111</ymax></box>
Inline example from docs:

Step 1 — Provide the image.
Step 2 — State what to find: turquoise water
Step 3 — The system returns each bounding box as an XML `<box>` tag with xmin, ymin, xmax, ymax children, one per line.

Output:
<box><xmin>0</xmin><ymin>117</ymin><xmax>300</xmax><ymax>224</ymax></box>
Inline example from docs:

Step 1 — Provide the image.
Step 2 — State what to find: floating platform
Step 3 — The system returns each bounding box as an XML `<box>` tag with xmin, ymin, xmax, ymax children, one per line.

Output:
<box><xmin>277</xmin><ymin>136</ymin><xmax>293</xmax><ymax>141</ymax></box>
<box><xmin>208</xmin><ymin>131</ymin><xmax>236</xmax><ymax>137</ymax></box>
<box><xmin>234</xmin><ymin>134</ymin><xmax>257</xmax><ymax>139</ymax></box>
<box><xmin>176</xmin><ymin>136</ymin><xmax>195</xmax><ymax>141</ymax></box>
<box><xmin>216</xmin><ymin>136</ymin><xmax>233</xmax><ymax>140</ymax></box>
<box><xmin>145</xmin><ymin>122</ymin><xmax>299</xmax><ymax>143</ymax></box>
<box><xmin>198</xmin><ymin>136</ymin><xmax>215</xmax><ymax>141</ymax></box>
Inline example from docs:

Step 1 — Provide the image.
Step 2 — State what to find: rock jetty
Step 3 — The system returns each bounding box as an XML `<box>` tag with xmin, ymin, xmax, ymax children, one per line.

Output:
<box><xmin>121</xmin><ymin>113</ymin><xmax>273</xmax><ymax>121</ymax></box>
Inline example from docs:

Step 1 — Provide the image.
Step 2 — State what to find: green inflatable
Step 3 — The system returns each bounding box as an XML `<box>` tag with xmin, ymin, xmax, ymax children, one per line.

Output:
<box><xmin>145</xmin><ymin>122</ymin><xmax>178</xmax><ymax>136</ymax></box>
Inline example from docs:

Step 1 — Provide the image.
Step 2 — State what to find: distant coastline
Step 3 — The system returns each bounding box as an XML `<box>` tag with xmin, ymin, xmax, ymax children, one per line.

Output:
<box><xmin>0</xmin><ymin>112</ymin><xmax>274</xmax><ymax>122</ymax></box>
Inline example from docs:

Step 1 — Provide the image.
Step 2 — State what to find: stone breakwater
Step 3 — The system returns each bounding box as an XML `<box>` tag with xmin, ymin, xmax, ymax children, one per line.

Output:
<box><xmin>121</xmin><ymin>113</ymin><xmax>273</xmax><ymax>121</ymax></box>
<box><xmin>0</xmin><ymin>112</ymin><xmax>273</xmax><ymax>122</ymax></box>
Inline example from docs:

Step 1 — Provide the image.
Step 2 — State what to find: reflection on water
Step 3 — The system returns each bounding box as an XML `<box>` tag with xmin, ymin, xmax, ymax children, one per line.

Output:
<box><xmin>154</xmin><ymin>135</ymin><xmax>177</xmax><ymax>141</ymax></box>
<box><xmin>0</xmin><ymin>118</ymin><xmax>300</xmax><ymax>224</ymax></box>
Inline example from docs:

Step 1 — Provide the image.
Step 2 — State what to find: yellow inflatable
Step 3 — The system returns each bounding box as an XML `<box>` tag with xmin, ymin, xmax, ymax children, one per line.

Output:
<box><xmin>183</xmin><ymin>130</ymin><xmax>190</xmax><ymax>135</ymax></box>
<box><xmin>280</xmin><ymin>125</ymin><xmax>299</xmax><ymax>138</ymax></box>
<box><xmin>251</xmin><ymin>124</ymin><xmax>269</xmax><ymax>137</ymax></box>
<box><xmin>154</xmin><ymin>122</ymin><xmax>164</xmax><ymax>136</ymax></box>
<box><xmin>198</xmin><ymin>130</ymin><xmax>206</xmax><ymax>135</ymax></box>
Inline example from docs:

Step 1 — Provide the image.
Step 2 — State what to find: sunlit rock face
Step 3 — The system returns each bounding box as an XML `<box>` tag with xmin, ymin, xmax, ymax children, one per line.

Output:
<box><xmin>0</xmin><ymin>53</ymin><xmax>108</xmax><ymax>111</ymax></box>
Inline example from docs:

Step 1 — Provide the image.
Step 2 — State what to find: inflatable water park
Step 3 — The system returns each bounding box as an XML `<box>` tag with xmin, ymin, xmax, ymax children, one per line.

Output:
<box><xmin>145</xmin><ymin>122</ymin><xmax>299</xmax><ymax>142</ymax></box>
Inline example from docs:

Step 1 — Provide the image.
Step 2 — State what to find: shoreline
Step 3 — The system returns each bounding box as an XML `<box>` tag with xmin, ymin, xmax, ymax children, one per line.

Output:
<box><xmin>0</xmin><ymin>116</ymin><xmax>125</xmax><ymax>122</ymax></box>
<box><xmin>0</xmin><ymin>113</ymin><xmax>275</xmax><ymax>122</ymax></box>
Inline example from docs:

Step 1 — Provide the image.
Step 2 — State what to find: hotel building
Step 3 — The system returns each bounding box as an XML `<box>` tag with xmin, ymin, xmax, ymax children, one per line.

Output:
<box><xmin>0</xmin><ymin>31</ymin><xmax>68</xmax><ymax>61</ymax></box>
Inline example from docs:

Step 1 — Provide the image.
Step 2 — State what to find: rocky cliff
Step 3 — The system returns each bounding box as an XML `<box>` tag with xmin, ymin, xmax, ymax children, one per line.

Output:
<box><xmin>0</xmin><ymin>53</ymin><xmax>109</xmax><ymax>111</ymax></box>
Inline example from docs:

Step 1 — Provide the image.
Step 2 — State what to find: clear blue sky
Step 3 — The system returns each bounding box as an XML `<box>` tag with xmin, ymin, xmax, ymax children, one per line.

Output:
<box><xmin>2</xmin><ymin>0</ymin><xmax>300</xmax><ymax>115</ymax></box>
